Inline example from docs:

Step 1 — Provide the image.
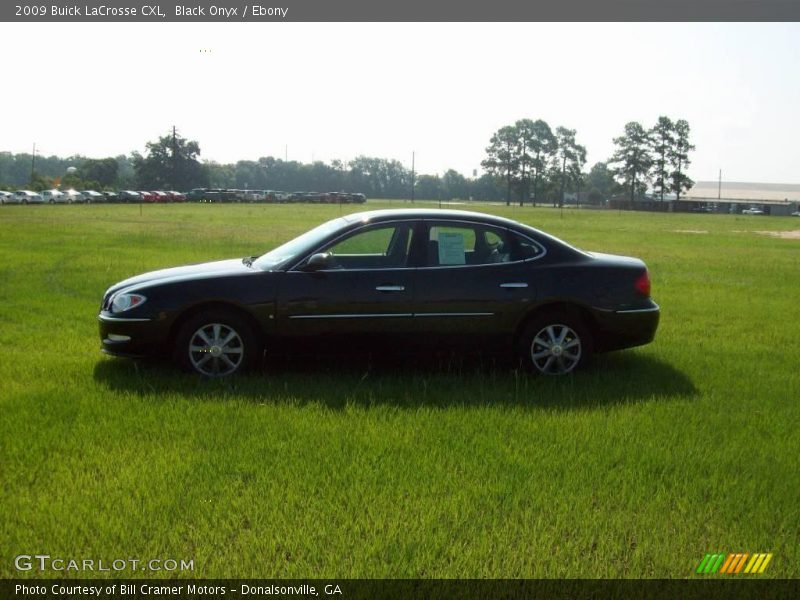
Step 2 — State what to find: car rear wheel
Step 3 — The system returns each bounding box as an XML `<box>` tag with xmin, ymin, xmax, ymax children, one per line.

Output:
<box><xmin>174</xmin><ymin>310</ymin><xmax>261</xmax><ymax>377</ymax></box>
<box><xmin>519</xmin><ymin>312</ymin><xmax>592</xmax><ymax>375</ymax></box>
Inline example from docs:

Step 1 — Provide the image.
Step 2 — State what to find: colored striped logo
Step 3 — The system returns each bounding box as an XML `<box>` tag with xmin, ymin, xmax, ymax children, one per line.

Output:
<box><xmin>696</xmin><ymin>553</ymin><xmax>773</xmax><ymax>574</ymax></box>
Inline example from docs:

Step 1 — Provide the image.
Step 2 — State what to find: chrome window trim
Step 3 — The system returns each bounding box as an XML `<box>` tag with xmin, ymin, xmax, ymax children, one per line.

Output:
<box><xmin>286</xmin><ymin>217</ymin><xmax>549</xmax><ymax>273</ymax></box>
<box><xmin>418</xmin><ymin>218</ymin><xmax>547</xmax><ymax>270</ymax></box>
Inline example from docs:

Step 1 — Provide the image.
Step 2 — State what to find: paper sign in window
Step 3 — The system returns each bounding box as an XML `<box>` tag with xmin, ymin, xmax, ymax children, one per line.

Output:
<box><xmin>438</xmin><ymin>232</ymin><xmax>466</xmax><ymax>265</ymax></box>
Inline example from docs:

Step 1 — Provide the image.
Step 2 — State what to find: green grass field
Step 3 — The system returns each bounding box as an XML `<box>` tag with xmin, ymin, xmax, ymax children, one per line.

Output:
<box><xmin>1</xmin><ymin>201</ymin><xmax>798</xmax><ymax>579</ymax></box>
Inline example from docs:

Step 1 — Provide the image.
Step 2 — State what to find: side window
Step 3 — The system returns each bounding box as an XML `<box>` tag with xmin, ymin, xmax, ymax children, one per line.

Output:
<box><xmin>323</xmin><ymin>224</ymin><xmax>413</xmax><ymax>269</ymax></box>
<box><xmin>426</xmin><ymin>223</ymin><xmax>511</xmax><ymax>266</ymax></box>
<box><xmin>509</xmin><ymin>231</ymin><xmax>545</xmax><ymax>261</ymax></box>
<box><xmin>428</xmin><ymin>225</ymin><xmax>474</xmax><ymax>266</ymax></box>
<box><xmin>330</xmin><ymin>227</ymin><xmax>393</xmax><ymax>255</ymax></box>
<box><xmin>483</xmin><ymin>229</ymin><xmax>511</xmax><ymax>263</ymax></box>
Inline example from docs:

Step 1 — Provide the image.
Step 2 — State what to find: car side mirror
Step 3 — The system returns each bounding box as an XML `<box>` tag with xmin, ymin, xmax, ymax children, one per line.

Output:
<box><xmin>304</xmin><ymin>252</ymin><xmax>331</xmax><ymax>271</ymax></box>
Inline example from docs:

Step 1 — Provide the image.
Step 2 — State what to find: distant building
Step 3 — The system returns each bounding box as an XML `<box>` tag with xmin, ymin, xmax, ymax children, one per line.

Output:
<box><xmin>681</xmin><ymin>197</ymin><xmax>798</xmax><ymax>216</ymax></box>
<box><xmin>608</xmin><ymin>195</ymin><xmax>799</xmax><ymax>216</ymax></box>
<box><xmin>690</xmin><ymin>181</ymin><xmax>800</xmax><ymax>202</ymax></box>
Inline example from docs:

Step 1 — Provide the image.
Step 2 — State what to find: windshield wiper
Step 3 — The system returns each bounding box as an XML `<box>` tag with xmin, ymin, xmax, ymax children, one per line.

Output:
<box><xmin>242</xmin><ymin>256</ymin><xmax>258</xmax><ymax>267</ymax></box>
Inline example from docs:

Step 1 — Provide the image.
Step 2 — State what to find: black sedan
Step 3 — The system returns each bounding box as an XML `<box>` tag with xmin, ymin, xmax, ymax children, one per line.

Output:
<box><xmin>98</xmin><ymin>209</ymin><xmax>659</xmax><ymax>376</ymax></box>
<box><xmin>117</xmin><ymin>190</ymin><xmax>141</xmax><ymax>203</ymax></box>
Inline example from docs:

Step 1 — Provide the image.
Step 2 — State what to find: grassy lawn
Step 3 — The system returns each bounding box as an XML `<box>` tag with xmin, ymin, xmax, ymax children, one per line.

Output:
<box><xmin>0</xmin><ymin>201</ymin><xmax>798</xmax><ymax>578</ymax></box>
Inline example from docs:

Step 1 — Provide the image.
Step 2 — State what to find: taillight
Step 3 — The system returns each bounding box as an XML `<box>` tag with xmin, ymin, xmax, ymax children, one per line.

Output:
<box><xmin>635</xmin><ymin>270</ymin><xmax>651</xmax><ymax>296</ymax></box>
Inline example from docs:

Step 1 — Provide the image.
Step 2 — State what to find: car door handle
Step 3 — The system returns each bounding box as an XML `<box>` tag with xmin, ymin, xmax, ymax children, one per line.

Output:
<box><xmin>500</xmin><ymin>282</ymin><xmax>528</xmax><ymax>288</ymax></box>
<box><xmin>376</xmin><ymin>285</ymin><xmax>405</xmax><ymax>292</ymax></box>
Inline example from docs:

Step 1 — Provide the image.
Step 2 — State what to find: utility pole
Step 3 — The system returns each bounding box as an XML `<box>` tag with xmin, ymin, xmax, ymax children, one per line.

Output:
<box><xmin>718</xmin><ymin>169</ymin><xmax>722</xmax><ymax>200</ymax></box>
<box><xmin>171</xmin><ymin>125</ymin><xmax>178</xmax><ymax>190</ymax></box>
<box><xmin>410</xmin><ymin>151</ymin><xmax>415</xmax><ymax>203</ymax></box>
<box><xmin>284</xmin><ymin>145</ymin><xmax>287</xmax><ymax>162</ymax></box>
<box><xmin>30</xmin><ymin>142</ymin><xmax>36</xmax><ymax>185</ymax></box>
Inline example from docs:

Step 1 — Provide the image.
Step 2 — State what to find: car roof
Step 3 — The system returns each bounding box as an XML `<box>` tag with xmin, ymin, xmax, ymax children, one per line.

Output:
<box><xmin>341</xmin><ymin>208</ymin><xmax>526</xmax><ymax>229</ymax></box>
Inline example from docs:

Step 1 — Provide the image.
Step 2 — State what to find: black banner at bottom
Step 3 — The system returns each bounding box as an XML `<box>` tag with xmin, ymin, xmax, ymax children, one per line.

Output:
<box><xmin>3</xmin><ymin>579</ymin><xmax>799</xmax><ymax>600</ymax></box>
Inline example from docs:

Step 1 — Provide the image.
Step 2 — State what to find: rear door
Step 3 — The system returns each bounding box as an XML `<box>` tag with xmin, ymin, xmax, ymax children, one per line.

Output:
<box><xmin>411</xmin><ymin>219</ymin><xmax>538</xmax><ymax>350</ymax></box>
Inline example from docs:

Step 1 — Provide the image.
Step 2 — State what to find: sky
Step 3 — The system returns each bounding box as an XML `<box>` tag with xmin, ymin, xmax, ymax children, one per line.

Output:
<box><xmin>1</xmin><ymin>22</ymin><xmax>799</xmax><ymax>183</ymax></box>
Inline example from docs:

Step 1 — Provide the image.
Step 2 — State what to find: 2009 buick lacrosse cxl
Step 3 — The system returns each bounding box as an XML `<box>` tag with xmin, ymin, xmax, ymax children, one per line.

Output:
<box><xmin>98</xmin><ymin>209</ymin><xmax>659</xmax><ymax>377</ymax></box>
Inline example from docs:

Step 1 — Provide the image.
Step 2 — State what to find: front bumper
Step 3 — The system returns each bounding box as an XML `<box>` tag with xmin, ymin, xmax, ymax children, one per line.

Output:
<box><xmin>98</xmin><ymin>313</ymin><xmax>169</xmax><ymax>358</ymax></box>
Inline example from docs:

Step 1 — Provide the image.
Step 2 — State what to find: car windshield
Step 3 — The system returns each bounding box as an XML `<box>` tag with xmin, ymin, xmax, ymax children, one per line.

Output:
<box><xmin>253</xmin><ymin>217</ymin><xmax>347</xmax><ymax>270</ymax></box>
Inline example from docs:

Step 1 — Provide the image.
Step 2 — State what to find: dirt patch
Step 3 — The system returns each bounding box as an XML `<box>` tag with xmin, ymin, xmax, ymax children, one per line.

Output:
<box><xmin>755</xmin><ymin>230</ymin><xmax>800</xmax><ymax>239</ymax></box>
<box><xmin>673</xmin><ymin>229</ymin><xmax>708</xmax><ymax>234</ymax></box>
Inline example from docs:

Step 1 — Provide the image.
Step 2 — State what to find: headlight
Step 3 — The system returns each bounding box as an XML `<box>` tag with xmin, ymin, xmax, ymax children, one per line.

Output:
<box><xmin>111</xmin><ymin>293</ymin><xmax>147</xmax><ymax>313</ymax></box>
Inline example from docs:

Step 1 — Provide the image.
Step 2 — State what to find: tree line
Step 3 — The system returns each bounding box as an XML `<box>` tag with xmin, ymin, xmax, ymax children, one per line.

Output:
<box><xmin>611</xmin><ymin>117</ymin><xmax>695</xmax><ymax>202</ymax></box>
<box><xmin>0</xmin><ymin>119</ymin><xmax>693</xmax><ymax>203</ymax></box>
<box><xmin>480</xmin><ymin>116</ymin><xmax>695</xmax><ymax>206</ymax></box>
<box><xmin>481</xmin><ymin>119</ymin><xmax>587</xmax><ymax>206</ymax></box>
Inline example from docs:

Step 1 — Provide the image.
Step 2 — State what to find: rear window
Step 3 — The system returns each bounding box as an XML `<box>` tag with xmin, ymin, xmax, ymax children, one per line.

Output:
<box><xmin>509</xmin><ymin>231</ymin><xmax>545</xmax><ymax>261</ymax></box>
<box><xmin>425</xmin><ymin>223</ymin><xmax>512</xmax><ymax>267</ymax></box>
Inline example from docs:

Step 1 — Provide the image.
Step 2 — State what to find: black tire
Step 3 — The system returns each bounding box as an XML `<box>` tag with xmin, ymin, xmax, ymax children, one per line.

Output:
<box><xmin>173</xmin><ymin>309</ymin><xmax>261</xmax><ymax>377</ymax></box>
<box><xmin>518</xmin><ymin>311</ymin><xmax>593</xmax><ymax>375</ymax></box>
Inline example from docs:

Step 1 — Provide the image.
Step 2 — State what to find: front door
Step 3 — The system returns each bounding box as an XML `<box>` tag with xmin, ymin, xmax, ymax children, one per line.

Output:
<box><xmin>275</xmin><ymin>221</ymin><xmax>417</xmax><ymax>353</ymax></box>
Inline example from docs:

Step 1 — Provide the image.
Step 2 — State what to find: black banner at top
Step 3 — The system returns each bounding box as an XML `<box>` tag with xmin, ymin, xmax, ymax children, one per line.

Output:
<box><xmin>3</xmin><ymin>0</ymin><xmax>800</xmax><ymax>22</ymax></box>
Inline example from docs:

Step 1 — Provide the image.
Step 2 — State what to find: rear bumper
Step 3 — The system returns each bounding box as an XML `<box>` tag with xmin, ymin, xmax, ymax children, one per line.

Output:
<box><xmin>591</xmin><ymin>303</ymin><xmax>660</xmax><ymax>353</ymax></box>
<box><xmin>98</xmin><ymin>313</ymin><xmax>169</xmax><ymax>358</ymax></box>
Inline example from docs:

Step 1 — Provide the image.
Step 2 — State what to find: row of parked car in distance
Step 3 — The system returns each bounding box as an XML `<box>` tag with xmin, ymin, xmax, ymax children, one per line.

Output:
<box><xmin>0</xmin><ymin>188</ymin><xmax>368</xmax><ymax>205</ymax></box>
<box><xmin>186</xmin><ymin>189</ymin><xmax>367</xmax><ymax>204</ymax></box>
<box><xmin>0</xmin><ymin>189</ymin><xmax>187</xmax><ymax>204</ymax></box>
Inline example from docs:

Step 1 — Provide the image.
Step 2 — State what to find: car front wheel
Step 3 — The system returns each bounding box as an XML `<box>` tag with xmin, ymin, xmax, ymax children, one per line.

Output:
<box><xmin>519</xmin><ymin>313</ymin><xmax>592</xmax><ymax>375</ymax></box>
<box><xmin>174</xmin><ymin>310</ymin><xmax>261</xmax><ymax>377</ymax></box>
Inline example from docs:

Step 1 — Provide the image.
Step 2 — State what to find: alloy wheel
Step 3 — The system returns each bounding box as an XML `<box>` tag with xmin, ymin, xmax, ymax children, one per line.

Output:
<box><xmin>188</xmin><ymin>322</ymin><xmax>244</xmax><ymax>377</ymax></box>
<box><xmin>530</xmin><ymin>324</ymin><xmax>582</xmax><ymax>375</ymax></box>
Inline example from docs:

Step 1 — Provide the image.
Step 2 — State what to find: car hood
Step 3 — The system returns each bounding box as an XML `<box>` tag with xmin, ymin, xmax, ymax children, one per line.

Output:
<box><xmin>107</xmin><ymin>258</ymin><xmax>254</xmax><ymax>295</ymax></box>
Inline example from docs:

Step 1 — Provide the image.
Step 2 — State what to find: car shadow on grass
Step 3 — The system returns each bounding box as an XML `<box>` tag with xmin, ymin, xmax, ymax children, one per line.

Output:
<box><xmin>92</xmin><ymin>350</ymin><xmax>697</xmax><ymax>410</ymax></box>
